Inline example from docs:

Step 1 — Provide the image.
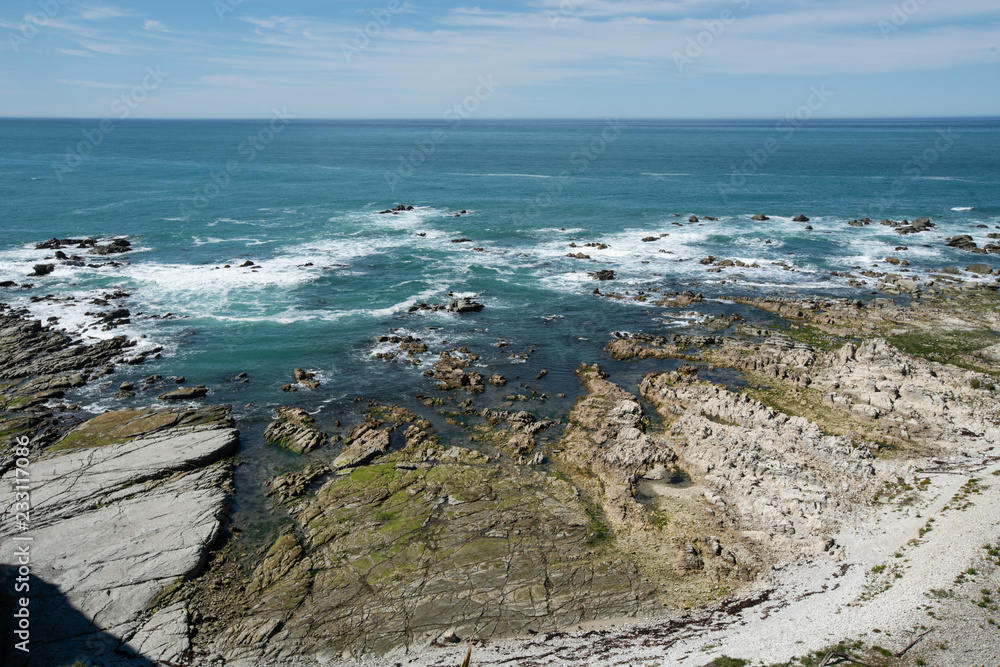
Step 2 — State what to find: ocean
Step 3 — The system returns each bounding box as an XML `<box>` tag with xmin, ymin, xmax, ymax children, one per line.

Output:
<box><xmin>2</xmin><ymin>117</ymin><xmax>998</xmax><ymax>517</ymax></box>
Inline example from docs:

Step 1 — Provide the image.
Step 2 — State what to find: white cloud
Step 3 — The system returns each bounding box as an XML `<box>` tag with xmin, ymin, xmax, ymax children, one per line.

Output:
<box><xmin>75</xmin><ymin>4</ymin><xmax>136</xmax><ymax>21</ymax></box>
<box><xmin>76</xmin><ymin>40</ymin><xmax>136</xmax><ymax>55</ymax></box>
<box><xmin>55</xmin><ymin>78</ymin><xmax>124</xmax><ymax>88</ymax></box>
<box><xmin>5</xmin><ymin>0</ymin><xmax>996</xmax><ymax>118</ymax></box>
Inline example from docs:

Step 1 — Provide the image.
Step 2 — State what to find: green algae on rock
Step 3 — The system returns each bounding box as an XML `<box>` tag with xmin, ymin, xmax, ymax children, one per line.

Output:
<box><xmin>214</xmin><ymin>461</ymin><xmax>653</xmax><ymax>661</ymax></box>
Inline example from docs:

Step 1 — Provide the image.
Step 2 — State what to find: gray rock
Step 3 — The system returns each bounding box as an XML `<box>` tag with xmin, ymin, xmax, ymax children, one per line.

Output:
<box><xmin>265</xmin><ymin>406</ymin><xmax>328</xmax><ymax>454</ymax></box>
<box><xmin>448</xmin><ymin>298</ymin><xmax>484</xmax><ymax>313</ymax></box>
<box><xmin>158</xmin><ymin>385</ymin><xmax>209</xmax><ymax>400</ymax></box>
<box><xmin>0</xmin><ymin>312</ymin><xmax>132</xmax><ymax>378</ymax></box>
<box><xmin>124</xmin><ymin>603</ymin><xmax>191</xmax><ymax>663</ymax></box>
<box><xmin>0</xmin><ymin>410</ymin><xmax>237</xmax><ymax>663</ymax></box>
<box><xmin>946</xmin><ymin>235</ymin><xmax>977</xmax><ymax>250</ymax></box>
<box><xmin>334</xmin><ymin>427</ymin><xmax>390</xmax><ymax>469</ymax></box>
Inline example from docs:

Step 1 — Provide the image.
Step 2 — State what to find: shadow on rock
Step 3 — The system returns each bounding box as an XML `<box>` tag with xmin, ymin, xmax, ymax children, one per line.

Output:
<box><xmin>0</xmin><ymin>566</ymin><xmax>156</xmax><ymax>667</ymax></box>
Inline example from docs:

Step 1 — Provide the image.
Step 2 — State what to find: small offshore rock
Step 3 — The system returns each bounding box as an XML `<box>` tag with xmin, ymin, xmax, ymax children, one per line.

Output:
<box><xmin>158</xmin><ymin>385</ymin><xmax>209</xmax><ymax>400</ymax></box>
<box><xmin>448</xmin><ymin>298</ymin><xmax>484</xmax><ymax>313</ymax></box>
<box><xmin>293</xmin><ymin>368</ymin><xmax>320</xmax><ymax>389</ymax></box>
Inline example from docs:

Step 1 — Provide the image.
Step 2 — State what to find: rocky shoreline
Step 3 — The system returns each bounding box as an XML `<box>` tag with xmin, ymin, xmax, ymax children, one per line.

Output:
<box><xmin>2</xmin><ymin>226</ymin><xmax>1000</xmax><ymax>667</ymax></box>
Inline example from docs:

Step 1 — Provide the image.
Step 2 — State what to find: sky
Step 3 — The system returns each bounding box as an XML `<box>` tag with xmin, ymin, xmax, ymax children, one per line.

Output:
<box><xmin>1</xmin><ymin>0</ymin><xmax>998</xmax><ymax>119</ymax></box>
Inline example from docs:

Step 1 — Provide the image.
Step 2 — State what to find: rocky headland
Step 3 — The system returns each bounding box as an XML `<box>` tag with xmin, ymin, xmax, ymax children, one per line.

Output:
<box><xmin>2</xmin><ymin>227</ymin><xmax>1000</xmax><ymax>667</ymax></box>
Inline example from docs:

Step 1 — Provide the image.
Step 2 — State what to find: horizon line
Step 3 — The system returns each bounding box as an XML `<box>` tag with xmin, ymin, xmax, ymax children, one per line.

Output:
<box><xmin>2</xmin><ymin>115</ymin><xmax>999</xmax><ymax>122</ymax></box>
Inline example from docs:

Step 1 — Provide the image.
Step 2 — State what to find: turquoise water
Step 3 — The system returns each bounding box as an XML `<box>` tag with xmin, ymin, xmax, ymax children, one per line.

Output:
<box><xmin>2</xmin><ymin>118</ymin><xmax>999</xmax><ymax>499</ymax></box>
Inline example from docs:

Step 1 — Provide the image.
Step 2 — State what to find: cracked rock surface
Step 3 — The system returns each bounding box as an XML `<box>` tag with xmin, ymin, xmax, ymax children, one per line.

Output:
<box><xmin>0</xmin><ymin>406</ymin><xmax>238</xmax><ymax>666</ymax></box>
<box><xmin>212</xmin><ymin>461</ymin><xmax>652</xmax><ymax>662</ymax></box>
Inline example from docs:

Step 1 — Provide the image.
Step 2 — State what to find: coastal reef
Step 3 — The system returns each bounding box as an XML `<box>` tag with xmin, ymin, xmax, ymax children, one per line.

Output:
<box><xmin>2</xmin><ymin>276</ymin><xmax>1000</xmax><ymax>666</ymax></box>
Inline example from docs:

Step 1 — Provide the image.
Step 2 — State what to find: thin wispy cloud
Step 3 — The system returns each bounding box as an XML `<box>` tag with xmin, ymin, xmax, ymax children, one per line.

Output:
<box><xmin>0</xmin><ymin>0</ymin><xmax>996</xmax><ymax>118</ymax></box>
<box><xmin>54</xmin><ymin>78</ymin><xmax>126</xmax><ymax>88</ymax></box>
<box><xmin>75</xmin><ymin>5</ymin><xmax>136</xmax><ymax>21</ymax></box>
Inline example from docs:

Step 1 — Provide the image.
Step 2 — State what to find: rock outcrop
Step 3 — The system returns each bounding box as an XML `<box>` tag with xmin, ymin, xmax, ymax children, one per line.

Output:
<box><xmin>0</xmin><ymin>406</ymin><xmax>238</xmax><ymax>665</ymax></box>
<box><xmin>211</xmin><ymin>461</ymin><xmax>651</xmax><ymax>661</ymax></box>
<box><xmin>639</xmin><ymin>373</ymin><xmax>882</xmax><ymax>559</ymax></box>
<box><xmin>265</xmin><ymin>406</ymin><xmax>328</xmax><ymax>454</ymax></box>
<box><xmin>558</xmin><ymin>364</ymin><xmax>678</xmax><ymax>532</ymax></box>
<box><xmin>0</xmin><ymin>309</ymin><xmax>133</xmax><ymax>380</ymax></box>
<box><xmin>427</xmin><ymin>349</ymin><xmax>484</xmax><ymax>392</ymax></box>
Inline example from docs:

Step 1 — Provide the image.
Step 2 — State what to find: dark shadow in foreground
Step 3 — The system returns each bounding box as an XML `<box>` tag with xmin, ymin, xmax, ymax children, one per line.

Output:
<box><xmin>0</xmin><ymin>565</ymin><xmax>157</xmax><ymax>667</ymax></box>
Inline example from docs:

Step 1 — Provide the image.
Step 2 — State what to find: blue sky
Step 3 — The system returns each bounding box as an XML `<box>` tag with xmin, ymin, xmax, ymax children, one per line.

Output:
<box><xmin>1</xmin><ymin>0</ymin><xmax>998</xmax><ymax>118</ymax></box>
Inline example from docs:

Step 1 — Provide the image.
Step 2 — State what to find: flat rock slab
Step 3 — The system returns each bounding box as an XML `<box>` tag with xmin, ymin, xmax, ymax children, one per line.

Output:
<box><xmin>0</xmin><ymin>409</ymin><xmax>238</xmax><ymax>665</ymax></box>
<box><xmin>14</xmin><ymin>425</ymin><xmax>237</xmax><ymax>529</ymax></box>
<box><xmin>333</xmin><ymin>428</ymin><xmax>390</xmax><ymax>469</ymax></box>
<box><xmin>124</xmin><ymin>603</ymin><xmax>192</xmax><ymax>664</ymax></box>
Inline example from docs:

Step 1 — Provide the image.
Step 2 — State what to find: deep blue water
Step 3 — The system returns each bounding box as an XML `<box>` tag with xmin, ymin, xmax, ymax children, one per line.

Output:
<box><xmin>2</xmin><ymin>117</ymin><xmax>999</xmax><ymax>509</ymax></box>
